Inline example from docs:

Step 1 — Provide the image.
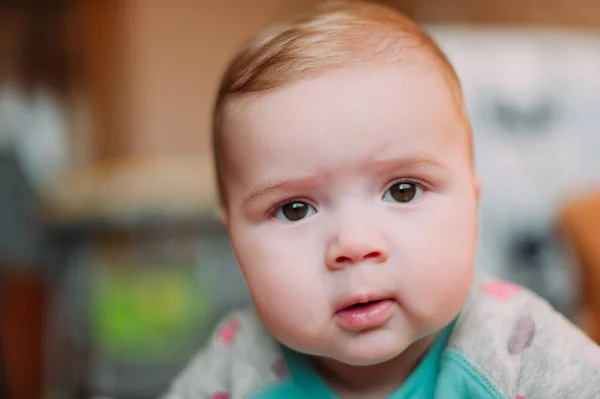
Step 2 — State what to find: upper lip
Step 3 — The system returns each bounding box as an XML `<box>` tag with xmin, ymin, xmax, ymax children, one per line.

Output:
<box><xmin>335</xmin><ymin>294</ymin><xmax>393</xmax><ymax>313</ymax></box>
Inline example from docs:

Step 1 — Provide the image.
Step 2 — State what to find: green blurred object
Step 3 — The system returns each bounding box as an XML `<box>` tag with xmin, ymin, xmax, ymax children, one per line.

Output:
<box><xmin>90</xmin><ymin>263</ymin><xmax>215</xmax><ymax>363</ymax></box>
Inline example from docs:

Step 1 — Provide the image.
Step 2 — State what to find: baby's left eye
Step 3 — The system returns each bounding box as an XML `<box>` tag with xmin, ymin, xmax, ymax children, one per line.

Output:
<box><xmin>383</xmin><ymin>182</ymin><xmax>424</xmax><ymax>203</ymax></box>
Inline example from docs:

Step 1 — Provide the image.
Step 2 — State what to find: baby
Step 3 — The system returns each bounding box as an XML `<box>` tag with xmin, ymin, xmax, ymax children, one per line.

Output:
<box><xmin>163</xmin><ymin>1</ymin><xmax>600</xmax><ymax>398</ymax></box>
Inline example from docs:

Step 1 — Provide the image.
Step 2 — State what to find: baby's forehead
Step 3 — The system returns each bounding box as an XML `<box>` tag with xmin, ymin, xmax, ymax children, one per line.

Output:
<box><xmin>224</xmin><ymin>62</ymin><xmax>467</xmax><ymax>137</ymax></box>
<box><xmin>220</xmin><ymin>65</ymin><xmax>472</xmax><ymax>175</ymax></box>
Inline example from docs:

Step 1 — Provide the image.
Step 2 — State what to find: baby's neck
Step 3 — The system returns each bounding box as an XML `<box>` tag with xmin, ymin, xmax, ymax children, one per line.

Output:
<box><xmin>311</xmin><ymin>334</ymin><xmax>436</xmax><ymax>399</ymax></box>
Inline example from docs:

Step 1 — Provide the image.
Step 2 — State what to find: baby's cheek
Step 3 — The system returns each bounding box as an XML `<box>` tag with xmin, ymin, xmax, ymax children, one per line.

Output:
<box><xmin>248</xmin><ymin>268</ymin><xmax>327</xmax><ymax>346</ymax></box>
<box><xmin>401</xmin><ymin>254</ymin><xmax>473</xmax><ymax>327</ymax></box>
<box><xmin>253</xmin><ymin>292</ymin><xmax>325</xmax><ymax>354</ymax></box>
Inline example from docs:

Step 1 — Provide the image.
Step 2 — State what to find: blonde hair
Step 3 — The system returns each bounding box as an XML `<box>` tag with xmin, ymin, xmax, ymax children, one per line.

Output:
<box><xmin>213</xmin><ymin>0</ymin><xmax>466</xmax><ymax>207</ymax></box>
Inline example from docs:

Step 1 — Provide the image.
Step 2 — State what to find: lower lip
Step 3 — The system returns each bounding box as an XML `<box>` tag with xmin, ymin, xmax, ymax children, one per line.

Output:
<box><xmin>334</xmin><ymin>299</ymin><xmax>396</xmax><ymax>332</ymax></box>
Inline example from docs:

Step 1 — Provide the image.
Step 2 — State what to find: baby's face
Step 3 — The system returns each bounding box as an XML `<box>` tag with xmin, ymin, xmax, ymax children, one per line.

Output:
<box><xmin>220</xmin><ymin>65</ymin><xmax>479</xmax><ymax>365</ymax></box>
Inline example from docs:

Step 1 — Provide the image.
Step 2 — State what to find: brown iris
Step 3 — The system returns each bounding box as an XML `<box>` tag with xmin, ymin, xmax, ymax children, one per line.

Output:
<box><xmin>281</xmin><ymin>202</ymin><xmax>311</xmax><ymax>221</ymax></box>
<box><xmin>388</xmin><ymin>183</ymin><xmax>417</xmax><ymax>203</ymax></box>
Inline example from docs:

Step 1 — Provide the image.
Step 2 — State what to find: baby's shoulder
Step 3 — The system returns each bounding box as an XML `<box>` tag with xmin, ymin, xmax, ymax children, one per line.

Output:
<box><xmin>161</xmin><ymin>308</ymin><xmax>285</xmax><ymax>399</ymax></box>
<box><xmin>449</xmin><ymin>275</ymin><xmax>600</xmax><ymax>398</ymax></box>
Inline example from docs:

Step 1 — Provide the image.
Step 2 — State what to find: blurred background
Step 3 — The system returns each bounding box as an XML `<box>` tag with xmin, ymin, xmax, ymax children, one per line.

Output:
<box><xmin>1</xmin><ymin>0</ymin><xmax>600</xmax><ymax>398</ymax></box>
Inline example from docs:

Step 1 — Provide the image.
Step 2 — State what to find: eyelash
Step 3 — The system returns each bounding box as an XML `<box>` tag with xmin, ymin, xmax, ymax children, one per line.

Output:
<box><xmin>383</xmin><ymin>177</ymin><xmax>431</xmax><ymax>196</ymax></box>
<box><xmin>267</xmin><ymin>197</ymin><xmax>314</xmax><ymax>218</ymax></box>
<box><xmin>266</xmin><ymin>177</ymin><xmax>431</xmax><ymax>218</ymax></box>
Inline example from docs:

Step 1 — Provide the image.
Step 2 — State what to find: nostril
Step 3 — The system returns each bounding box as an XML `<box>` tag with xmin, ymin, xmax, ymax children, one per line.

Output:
<box><xmin>364</xmin><ymin>251</ymin><xmax>381</xmax><ymax>260</ymax></box>
<box><xmin>335</xmin><ymin>256</ymin><xmax>352</xmax><ymax>263</ymax></box>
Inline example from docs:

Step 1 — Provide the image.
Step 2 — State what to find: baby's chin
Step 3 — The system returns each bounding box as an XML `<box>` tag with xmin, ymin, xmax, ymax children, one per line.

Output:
<box><xmin>283</xmin><ymin>328</ymin><xmax>419</xmax><ymax>366</ymax></box>
<box><xmin>324</xmin><ymin>346</ymin><xmax>407</xmax><ymax>366</ymax></box>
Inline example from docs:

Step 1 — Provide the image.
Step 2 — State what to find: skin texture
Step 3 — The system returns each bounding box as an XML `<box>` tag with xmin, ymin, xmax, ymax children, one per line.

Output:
<box><xmin>219</xmin><ymin>65</ymin><xmax>480</xmax><ymax>396</ymax></box>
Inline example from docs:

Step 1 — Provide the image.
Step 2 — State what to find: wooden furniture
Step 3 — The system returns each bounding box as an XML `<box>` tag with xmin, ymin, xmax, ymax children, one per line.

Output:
<box><xmin>560</xmin><ymin>191</ymin><xmax>600</xmax><ymax>344</ymax></box>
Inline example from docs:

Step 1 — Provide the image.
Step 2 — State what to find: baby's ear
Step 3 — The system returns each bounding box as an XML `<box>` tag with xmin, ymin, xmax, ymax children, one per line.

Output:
<box><xmin>217</xmin><ymin>208</ymin><xmax>229</xmax><ymax>227</ymax></box>
<box><xmin>473</xmin><ymin>172</ymin><xmax>481</xmax><ymax>202</ymax></box>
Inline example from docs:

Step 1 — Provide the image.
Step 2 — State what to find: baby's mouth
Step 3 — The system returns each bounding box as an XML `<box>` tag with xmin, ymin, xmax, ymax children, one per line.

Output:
<box><xmin>334</xmin><ymin>297</ymin><xmax>396</xmax><ymax>331</ymax></box>
<box><xmin>343</xmin><ymin>299</ymin><xmax>384</xmax><ymax>310</ymax></box>
<box><xmin>336</xmin><ymin>296</ymin><xmax>392</xmax><ymax>313</ymax></box>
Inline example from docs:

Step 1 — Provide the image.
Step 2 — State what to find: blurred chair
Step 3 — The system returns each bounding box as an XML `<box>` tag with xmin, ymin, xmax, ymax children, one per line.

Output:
<box><xmin>0</xmin><ymin>356</ymin><xmax>8</xmax><ymax>398</ymax></box>
<box><xmin>560</xmin><ymin>190</ymin><xmax>600</xmax><ymax>344</ymax></box>
<box><xmin>0</xmin><ymin>303</ymin><xmax>9</xmax><ymax>399</ymax></box>
<box><xmin>0</xmin><ymin>151</ymin><xmax>45</xmax><ymax>399</ymax></box>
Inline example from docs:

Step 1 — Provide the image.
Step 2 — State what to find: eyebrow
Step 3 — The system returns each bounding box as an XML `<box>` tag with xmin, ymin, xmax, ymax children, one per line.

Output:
<box><xmin>242</xmin><ymin>155</ymin><xmax>444</xmax><ymax>206</ymax></box>
<box><xmin>243</xmin><ymin>177</ymin><xmax>318</xmax><ymax>207</ymax></box>
<box><xmin>360</xmin><ymin>155</ymin><xmax>445</xmax><ymax>175</ymax></box>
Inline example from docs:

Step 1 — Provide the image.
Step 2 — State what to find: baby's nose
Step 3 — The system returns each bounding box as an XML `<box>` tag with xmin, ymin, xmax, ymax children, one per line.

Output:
<box><xmin>325</xmin><ymin>231</ymin><xmax>389</xmax><ymax>270</ymax></box>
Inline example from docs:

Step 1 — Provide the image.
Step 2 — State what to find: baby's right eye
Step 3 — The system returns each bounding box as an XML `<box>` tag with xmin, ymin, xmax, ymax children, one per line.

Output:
<box><xmin>274</xmin><ymin>201</ymin><xmax>316</xmax><ymax>222</ymax></box>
